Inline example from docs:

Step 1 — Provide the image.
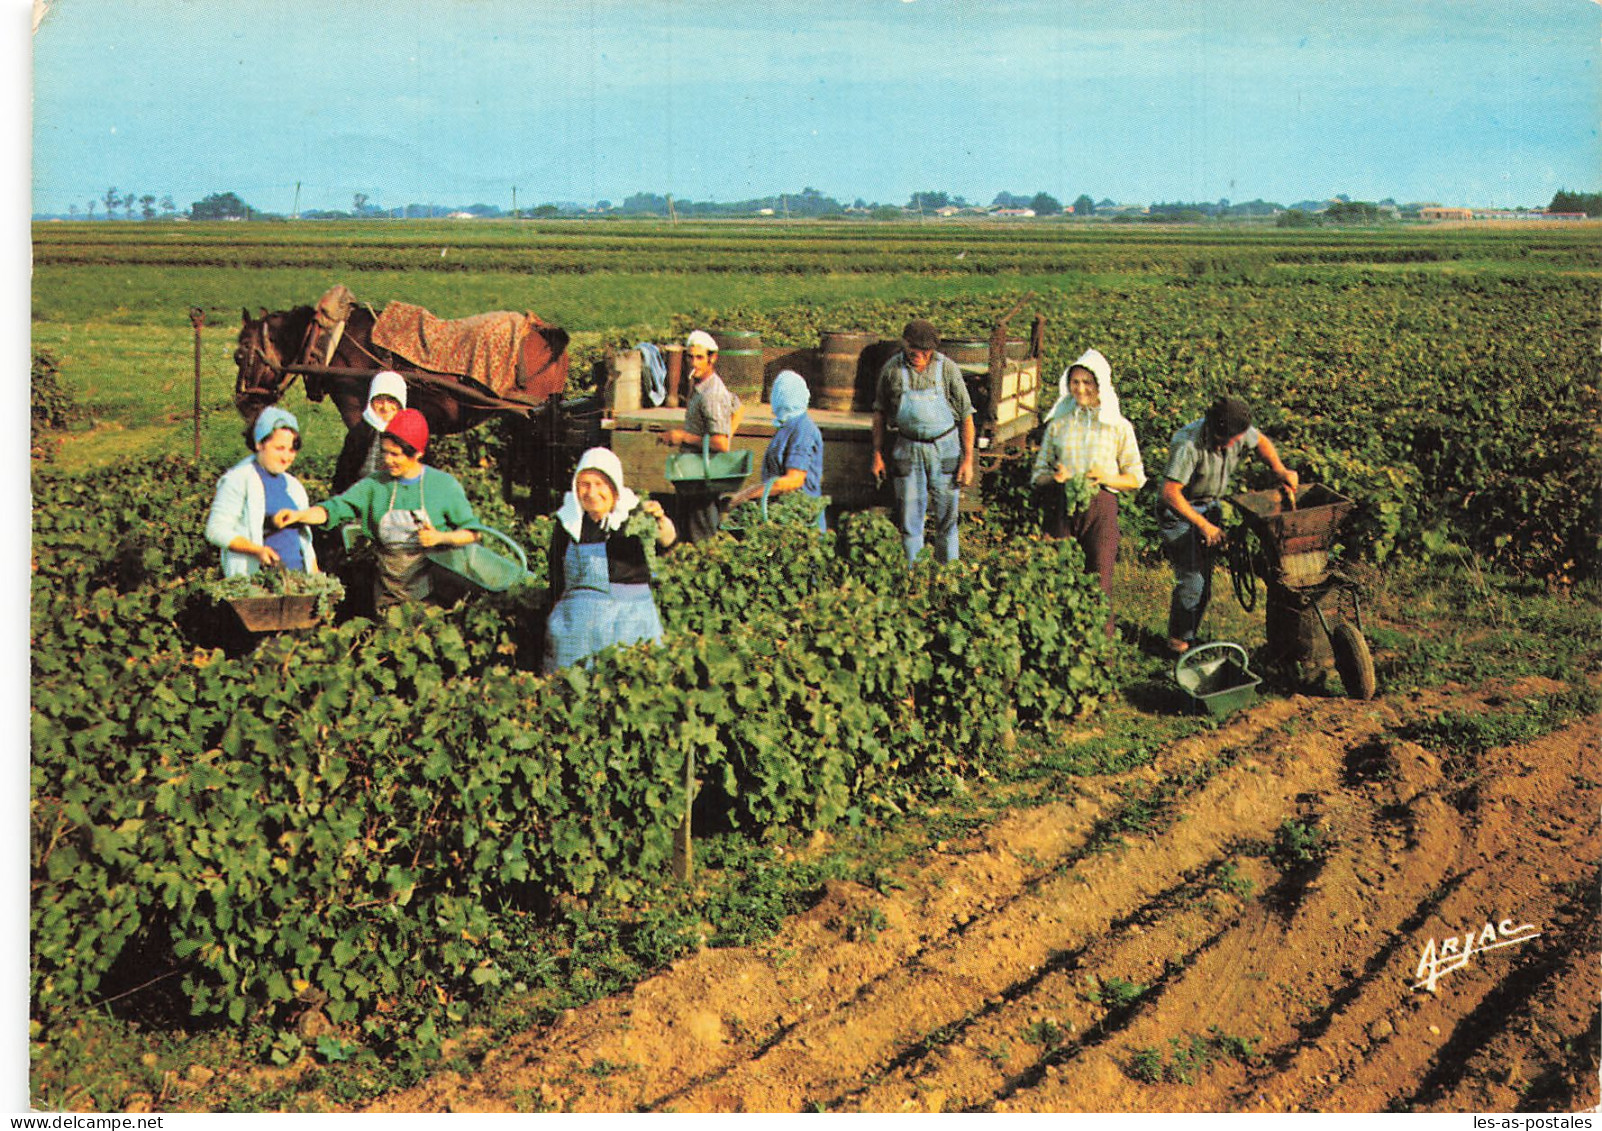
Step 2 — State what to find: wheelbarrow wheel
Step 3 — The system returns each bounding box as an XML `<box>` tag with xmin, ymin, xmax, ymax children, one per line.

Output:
<box><xmin>1228</xmin><ymin>526</ymin><xmax>1260</xmax><ymax>612</ymax></box>
<box><xmin>1330</xmin><ymin>619</ymin><xmax>1377</xmax><ymax>700</ymax></box>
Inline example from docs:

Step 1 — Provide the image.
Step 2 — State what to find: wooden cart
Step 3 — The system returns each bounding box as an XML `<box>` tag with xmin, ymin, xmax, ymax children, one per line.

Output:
<box><xmin>604</xmin><ymin>308</ymin><xmax>1047</xmax><ymax>514</ymax></box>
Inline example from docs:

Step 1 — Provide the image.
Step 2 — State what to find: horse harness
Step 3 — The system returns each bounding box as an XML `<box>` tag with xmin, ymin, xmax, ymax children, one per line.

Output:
<box><xmin>236</xmin><ymin>317</ymin><xmax>302</xmax><ymax>402</ymax></box>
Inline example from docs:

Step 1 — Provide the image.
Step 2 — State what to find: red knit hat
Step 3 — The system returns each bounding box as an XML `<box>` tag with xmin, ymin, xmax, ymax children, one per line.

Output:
<box><xmin>384</xmin><ymin>408</ymin><xmax>430</xmax><ymax>455</ymax></box>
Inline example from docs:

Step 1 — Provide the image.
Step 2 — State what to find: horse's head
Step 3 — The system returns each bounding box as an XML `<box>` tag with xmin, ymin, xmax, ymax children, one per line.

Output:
<box><xmin>233</xmin><ymin>307</ymin><xmax>315</xmax><ymax>419</ymax></box>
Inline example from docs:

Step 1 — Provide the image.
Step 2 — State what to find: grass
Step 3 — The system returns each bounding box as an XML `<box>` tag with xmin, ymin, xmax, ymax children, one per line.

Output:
<box><xmin>1020</xmin><ymin>1018</ymin><xmax>1069</xmax><ymax>1050</ymax></box>
<box><xmin>1127</xmin><ymin>1027</ymin><xmax>1265</xmax><ymax>1085</ymax></box>
<box><xmin>1085</xmin><ymin>977</ymin><xmax>1149</xmax><ymax>1010</ymax></box>
<box><xmin>1397</xmin><ymin>687</ymin><xmax>1602</xmax><ymax>772</ymax></box>
<box><xmin>845</xmin><ymin>906</ymin><xmax>890</xmax><ymax>944</ymax></box>
<box><xmin>1271</xmin><ymin>818</ymin><xmax>1335</xmax><ymax>871</ymax></box>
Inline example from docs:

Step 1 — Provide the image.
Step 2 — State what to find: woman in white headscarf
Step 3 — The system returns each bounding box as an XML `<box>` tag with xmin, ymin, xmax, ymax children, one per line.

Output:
<box><xmin>1030</xmin><ymin>348</ymin><xmax>1147</xmax><ymax>638</ymax></box>
<box><xmin>543</xmin><ymin>447</ymin><xmax>677</xmax><ymax>672</ymax></box>
<box><xmin>332</xmin><ymin>370</ymin><xmax>408</xmax><ymax>491</ymax></box>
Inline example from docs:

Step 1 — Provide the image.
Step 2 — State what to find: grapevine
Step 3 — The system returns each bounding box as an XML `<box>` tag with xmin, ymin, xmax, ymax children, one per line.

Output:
<box><xmin>1060</xmin><ymin>474</ymin><xmax>1097</xmax><ymax>517</ymax></box>
<box><xmin>622</xmin><ymin>495</ymin><xmax>665</xmax><ymax>576</ymax></box>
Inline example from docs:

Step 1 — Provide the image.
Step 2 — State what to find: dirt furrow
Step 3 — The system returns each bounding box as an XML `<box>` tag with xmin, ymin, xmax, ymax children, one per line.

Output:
<box><xmin>838</xmin><ymin>855</ymin><xmax>1273</xmax><ymax>1112</ymax></box>
<box><xmin>362</xmin><ymin>694</ymin><xmax>1599</xmax><ymax>1114</ymax></box>
<box><xmin>1221</xmin><ymin>721</ymin><xmax>1598</xmax><ymax>1114</ymax></box>
<box><xmin>660</xmin><ymin>703</ymin><xmax>1334</xmax><ymax>1111</ymax></box>
<box><xmin>998</xmin><ymin>709</ymin><xmax>1410</xmax><ymax>1110</ymax></box>
<box><xmin>367</xmin><ymin>703</ymin><xmax>1303</xmax><ymax>1112</ymax></box>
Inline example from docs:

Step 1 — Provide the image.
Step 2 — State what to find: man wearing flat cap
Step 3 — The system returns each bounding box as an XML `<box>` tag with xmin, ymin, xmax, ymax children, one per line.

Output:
<box><xmin>1158</xmin><ymin>395</ymin><xmax>1299</xmax><ymax>655</ymax></box>
<box><xmin>871</xmin><ymin>319</ymin><xmax>976</xmax><ymax>563</ymax></box>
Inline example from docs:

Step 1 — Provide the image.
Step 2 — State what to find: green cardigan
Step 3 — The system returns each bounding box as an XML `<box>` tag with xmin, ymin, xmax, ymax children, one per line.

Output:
<box><xmin>318</xmin><ymin>466</ymin><xmax>478</xmax><ymax>539</ymax></box>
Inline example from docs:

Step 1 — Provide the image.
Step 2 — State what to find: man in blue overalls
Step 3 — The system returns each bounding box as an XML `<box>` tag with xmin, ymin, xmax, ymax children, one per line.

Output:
<box><xmin>870</xmin><ymin>319</ymin><xmax>976</xmax><ymax>563</ymax></box>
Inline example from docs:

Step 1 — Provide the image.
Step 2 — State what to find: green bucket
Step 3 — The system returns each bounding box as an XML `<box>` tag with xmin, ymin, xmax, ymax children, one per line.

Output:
<box><xmin>425</xmin><ymin>525</ymin><xmax>530</xmax><ymax>593</ymax></box>
<box><xmin>1174</xmin><ymin>642</ymin><xmax>1261</xmax><ymax>717</ymax></box>
<box><xmin>665</xmin><ymin>434</ymin><xmax>753</xmax><ymax>494</ymax></box>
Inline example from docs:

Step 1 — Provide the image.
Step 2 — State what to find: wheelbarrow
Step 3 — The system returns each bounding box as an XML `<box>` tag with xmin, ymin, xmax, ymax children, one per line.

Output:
<box><xmin>1225</xmin><ymin>483</ymin><xmax>1376</xmax><ymax>700</ymax></box>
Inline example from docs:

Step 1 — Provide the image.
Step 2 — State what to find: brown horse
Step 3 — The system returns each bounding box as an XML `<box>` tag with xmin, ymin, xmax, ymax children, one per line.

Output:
<box><xmin>233</xmin><ymin>303</ymin><xmax>571</xmax><ymax>439</ymax></box>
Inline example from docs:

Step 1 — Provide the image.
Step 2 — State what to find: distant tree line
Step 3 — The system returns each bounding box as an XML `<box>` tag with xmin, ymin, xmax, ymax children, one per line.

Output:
<box><xmin>1548</xmin><ymin>190</ymin><xmax>1602</xmax><ymax>216</ymax></box>
<box><xmin>48</xmin><ymin>185</ymin><xmax>1601</xmax><ymax>222</ymax></box>
<box><xmin>66</xmin><ymin>186</ymin><xmax>178</xmax><ymax>221</ymax></box>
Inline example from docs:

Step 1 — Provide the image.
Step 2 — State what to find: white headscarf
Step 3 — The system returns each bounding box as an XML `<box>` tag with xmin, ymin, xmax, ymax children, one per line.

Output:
<box><xmin>1044</xmin><ymin>348</ymin><xmax>1123</xmax><ymax>427</ymax></box>
<box><xmin>362</xmin><ymin>370</ymin><xmax>408</xmax><ymax>430</ymax></box>
<box><xmin>556</xmin><ymin>447</ymin><xmax>641</xmax><ymax>538</ymax></box>
<box><xmin>685</xmin><ymin>329</ymin><xmax>718</xmax><ymax>354</ymax></box>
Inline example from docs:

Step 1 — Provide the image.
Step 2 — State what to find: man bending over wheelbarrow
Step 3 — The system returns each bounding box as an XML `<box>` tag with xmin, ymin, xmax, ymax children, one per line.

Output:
<box><xmin>1158</xmin><ymin>395</ymin><xmax>1298</xmax><ymax>656</ymax></box>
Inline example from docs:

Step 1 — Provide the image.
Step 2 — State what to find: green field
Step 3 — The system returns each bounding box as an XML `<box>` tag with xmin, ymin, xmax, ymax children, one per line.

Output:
<box><xmin>28</xmin><ymin>220</ymin><xmax>1602</xmax><ymax>1111</ymax></box>
<box><xmin>31</xmin><ymin>219</ymin><xmax>1602</xmax><ymax>577</ymax></box>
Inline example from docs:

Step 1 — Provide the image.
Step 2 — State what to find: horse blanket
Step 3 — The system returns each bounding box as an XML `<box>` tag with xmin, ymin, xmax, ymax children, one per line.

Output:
<box><xmin>372</xmin><ymin>302</ymin><xmax>544</xmax><ymax>397</ymax></box>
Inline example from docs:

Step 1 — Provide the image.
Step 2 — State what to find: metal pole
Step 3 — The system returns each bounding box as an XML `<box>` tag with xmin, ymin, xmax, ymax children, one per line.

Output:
<box><xmin>190</xmin><ymin>307</ymin><xmax>205</xmax><ymax>463</ymax></box>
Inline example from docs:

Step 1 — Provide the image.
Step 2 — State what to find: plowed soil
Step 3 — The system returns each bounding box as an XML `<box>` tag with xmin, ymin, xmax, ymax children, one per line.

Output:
<box><xmin>364</xmin><ymin>681</ymin><xmax>1600</xmax><ymax>1114</ymax></box>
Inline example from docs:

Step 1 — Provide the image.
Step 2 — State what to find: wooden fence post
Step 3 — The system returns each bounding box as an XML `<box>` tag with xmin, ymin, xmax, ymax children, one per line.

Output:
<box><xmin>190</xmin><ymin>307</ymin><xmax>206</xmax><ymax>463</ymax></box>
<box><xmin>672</xmin><ymin>744</ymin><xmax>695</xmax><ymax>882</ymax></box>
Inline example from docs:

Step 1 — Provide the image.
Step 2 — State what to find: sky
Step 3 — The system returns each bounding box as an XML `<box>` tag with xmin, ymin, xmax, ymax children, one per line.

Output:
<box><xmin>24</xmin><ymin>0</ymin><xmax>1602</xmax><ymax>216</ymax></box>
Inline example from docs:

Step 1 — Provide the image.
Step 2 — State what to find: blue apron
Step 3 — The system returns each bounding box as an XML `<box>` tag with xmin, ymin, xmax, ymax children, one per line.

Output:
<box><xmin>543</xmin><ymin>538</ymin><xmax>664</xmax><ymax>672</ymax></box>
<box><xmin>895</xmin><ymin>369</ymin><xmax>957</xmax><ymax>439</ymax></box>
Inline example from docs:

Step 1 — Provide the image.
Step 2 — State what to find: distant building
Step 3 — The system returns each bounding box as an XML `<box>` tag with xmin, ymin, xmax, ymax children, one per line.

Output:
<box><xmin>447</xmin><ymin>211</ymin><xmax>477</xmax><ymax>220</ymax></box>
<box><xmin>1420</xmin><ymin>206</ymin><xmax>1587</xmax><ymax>223</ymax></box>
<box><xmin>991</xmin><ymin>208</ymin><xmax>1036</xmax><ymax>218</ymax></box>
<box><xmin>1474</xmin><ymin>209</ymin><xmax>1588</xmax><ymax>222</ymax></box>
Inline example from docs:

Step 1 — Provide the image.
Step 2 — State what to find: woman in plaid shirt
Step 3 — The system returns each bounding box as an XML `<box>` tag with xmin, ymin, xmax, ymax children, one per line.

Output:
<box><xmin>1031</xmin><ymin>348</ymin><xmax>1147</xmax><ymax>638</ymax></box>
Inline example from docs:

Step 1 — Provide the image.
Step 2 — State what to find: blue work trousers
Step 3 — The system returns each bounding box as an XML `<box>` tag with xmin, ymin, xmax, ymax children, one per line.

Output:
<box><xmin>1160</xmin><ymin>502</ymin><xmax>1220</xmax><ymax>644</ymax></box>
<box><xmin>890</xmin><ymin>432</ymin><xmax>962</xmax><ymax>563</ymax></box>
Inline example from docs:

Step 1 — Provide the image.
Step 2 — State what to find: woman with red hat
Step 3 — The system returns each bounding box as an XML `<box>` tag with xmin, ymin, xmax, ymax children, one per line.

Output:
<box><xmin>272</xmin><ymin>408</ymin><xmax>481</xmax><ymax>610</ymax></box>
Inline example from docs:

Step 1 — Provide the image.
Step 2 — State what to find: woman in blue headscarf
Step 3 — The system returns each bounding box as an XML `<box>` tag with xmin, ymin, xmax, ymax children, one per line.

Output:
<box><xmin>727</xmin><ymin>369</ymin><xmax>826</xmax><ymax>529</ymax></box>
<box><xmin>205</xmin><ymin>406</ymin><xmax>319</xmax><ymax>575</ymax></box>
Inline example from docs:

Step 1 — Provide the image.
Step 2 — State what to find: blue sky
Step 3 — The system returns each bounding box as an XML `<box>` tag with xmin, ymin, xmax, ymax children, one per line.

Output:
<box><xmin>24</xmin><ymin>0</ymin><xmax>1602</xmax><ymax>213</ymax></box>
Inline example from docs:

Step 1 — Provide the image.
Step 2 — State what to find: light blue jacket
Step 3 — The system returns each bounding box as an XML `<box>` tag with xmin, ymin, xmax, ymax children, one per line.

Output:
<box><xmin>204</xmin><ymin>457</ymin><xmax>318</xmax><ymax>577</ymax></box>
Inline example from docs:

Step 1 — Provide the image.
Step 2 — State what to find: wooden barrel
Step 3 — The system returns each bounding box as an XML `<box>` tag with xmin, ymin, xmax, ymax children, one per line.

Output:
<box><xmin>663</xmin><ymin>342</ymin><xmax>684</xmax><ymax>408</ymax></box>
<box><xmin>710</xmin><ymin>329</ymin><xmax>763</xmax><ymax>402</ymax></box>
<box><xmin>939</xmin><ymin>337</ymin><xmax>1031</xmax><ymax>372</ymax></box>
<box><xmin>608</xmin><ymin>349</ymin><xmax>643</xmax><ymax>413</ymax></box>
<box><xmin>817</xmin><ymin>330</ymin><xmax>876</xmax><ymax>412</ymax></box>
<box><xmin>940</xmin><ymin>338</ymin><xmax>1031</xmax><ymax>425</ymax></box>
